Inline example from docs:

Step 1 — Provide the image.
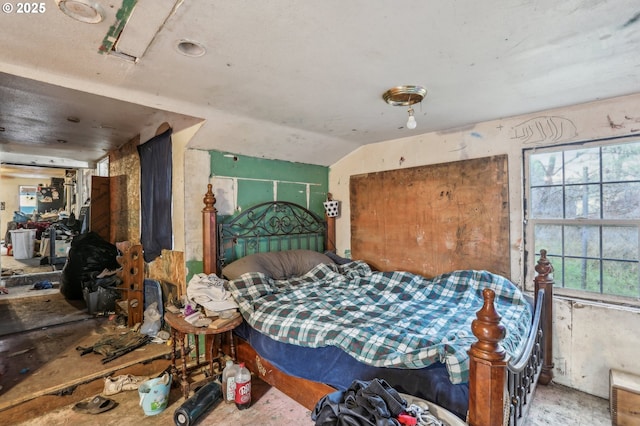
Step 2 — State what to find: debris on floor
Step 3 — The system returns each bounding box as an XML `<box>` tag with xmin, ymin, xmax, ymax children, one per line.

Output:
<box><xmin>76</xmin><ymin>330</ymin><xmax>153</xmax><ymax>364</ymax></box>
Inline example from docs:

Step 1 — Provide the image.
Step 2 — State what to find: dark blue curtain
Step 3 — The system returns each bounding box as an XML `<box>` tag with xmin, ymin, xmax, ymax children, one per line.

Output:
<box><xmin>137</xmin><ymin>128</ymin><xmax>172</xmax><ymax>262</ymax></box>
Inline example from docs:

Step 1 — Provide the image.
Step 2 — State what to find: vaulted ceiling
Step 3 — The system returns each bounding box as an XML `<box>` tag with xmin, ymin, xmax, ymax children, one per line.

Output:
<box><xmin>1</xmin><ymin>0</ymin><xmax>639</xmax><ymax>172</ymax></box>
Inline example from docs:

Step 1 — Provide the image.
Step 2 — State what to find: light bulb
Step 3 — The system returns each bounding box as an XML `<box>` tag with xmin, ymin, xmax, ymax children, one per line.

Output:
<box><xmin>406</xmin><ymin>108</ymin><xmax>417</xmax><ymax>129</ymax></box>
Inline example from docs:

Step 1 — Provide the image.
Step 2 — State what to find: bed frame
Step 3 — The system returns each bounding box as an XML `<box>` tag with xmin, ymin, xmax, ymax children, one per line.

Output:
<box><xmin>201</xmin><ymin>184</ymin><xmax>554</xmax><ymax>426</ymax></box>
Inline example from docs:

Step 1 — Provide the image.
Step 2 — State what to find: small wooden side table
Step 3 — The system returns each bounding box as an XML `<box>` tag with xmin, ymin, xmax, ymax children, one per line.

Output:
<box><xmin>164</xmin><ymin>311</ymin><xmax>243</xmax><ymax>399</ymax></box>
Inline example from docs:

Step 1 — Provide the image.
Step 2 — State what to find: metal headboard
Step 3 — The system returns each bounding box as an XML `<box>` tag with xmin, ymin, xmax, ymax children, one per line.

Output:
<box><xmin>218</xmin><ymin>201</ymin><xmax>327</xmax><ymax>268</ymax></box>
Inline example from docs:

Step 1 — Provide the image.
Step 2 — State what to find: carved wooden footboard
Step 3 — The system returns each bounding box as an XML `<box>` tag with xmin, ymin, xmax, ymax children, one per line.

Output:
<box><xmin>202</xmin><ymin>184</ymin><xmax>553</xmax><ymax>426</ymax></box>
<box><xmin>468</xmin><ymin>250</ymin><xmax>554</xmax><ymax>426</ymax></box>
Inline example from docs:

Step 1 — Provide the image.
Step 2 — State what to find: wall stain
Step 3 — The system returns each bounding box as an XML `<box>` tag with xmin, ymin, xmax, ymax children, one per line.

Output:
<box><xmin>607</xmin><ymin>114</ymin><xmax>624</xmax><ymax>129</ymax></box>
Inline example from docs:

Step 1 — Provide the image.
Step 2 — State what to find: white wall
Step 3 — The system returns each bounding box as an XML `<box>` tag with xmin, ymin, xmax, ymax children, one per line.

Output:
<box><xmin>0</xmin><ymin>176</ymin><xmax>41</xmax><ymax>239</ymax></box>
<box><xmin>329</xmin><ymin>92</ymin><xmax>640</xmax><ymax>399</ymax></box>
<box><xmin>171</xmin><ymin>122</ymin><xmax>205</xmax><ymax>253</ymax></box>
<box><xmin>183</xmin><ymin>148</ymin><xmax>211</xmax><ymax>267</ymax></box>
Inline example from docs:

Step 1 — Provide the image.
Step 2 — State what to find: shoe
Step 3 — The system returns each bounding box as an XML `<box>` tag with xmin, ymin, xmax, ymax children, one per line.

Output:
<box><xmin>104</xmin><ymin>374</ymin><xmax>149</xmax><ymax>395</ymax></box>
<box><xmin>121</xmin><ymin>374</ymin><xmax>149</xmax><ymax>391</ymax></box>
<box><xmin>73</xmin><ymin>395</ymin><xmax>116</xmax><ymax>414</ymax></box>
<box><xmin>104</xmin><ymin>376</ymin><xmax>127</xmax><ymax>395</ymax></box>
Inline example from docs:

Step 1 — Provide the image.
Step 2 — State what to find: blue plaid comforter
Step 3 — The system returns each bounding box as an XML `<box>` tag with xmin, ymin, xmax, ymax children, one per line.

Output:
<box><xmin>227</xmin><ymin>261</ymin><xmax>531</xmax><ymax>384</ymax></box>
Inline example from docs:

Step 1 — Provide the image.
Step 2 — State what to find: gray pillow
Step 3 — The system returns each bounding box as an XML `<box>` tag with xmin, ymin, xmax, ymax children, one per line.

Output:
<box><xmin>221</xmin><ymin>250</ymin><xmax>335</xmax><ymax>280</ymax></box>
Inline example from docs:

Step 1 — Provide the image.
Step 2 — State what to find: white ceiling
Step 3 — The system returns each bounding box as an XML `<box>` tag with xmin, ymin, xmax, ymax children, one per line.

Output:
<box><xmin>1</xmin><ymin>0</ymin><xmax>639</xmax><ymax>172</ymax></box>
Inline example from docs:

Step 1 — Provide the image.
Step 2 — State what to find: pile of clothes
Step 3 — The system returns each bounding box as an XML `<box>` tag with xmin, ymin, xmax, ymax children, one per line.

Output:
<box><xmin>180</xmin><ymin>273</ymin><xmax>239</xmax><ymax>327</ymax></box>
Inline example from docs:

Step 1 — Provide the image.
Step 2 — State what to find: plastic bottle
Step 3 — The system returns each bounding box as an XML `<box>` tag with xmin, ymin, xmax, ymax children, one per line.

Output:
<box><xmin>234</xmin><ymin>362</ymin><xmax>251</xmax><ymax>410</ymax></box>
<box><xmin>221</xmin><ymin>360</ymin><xmax>239</xmax><ymax>404</ymax></box>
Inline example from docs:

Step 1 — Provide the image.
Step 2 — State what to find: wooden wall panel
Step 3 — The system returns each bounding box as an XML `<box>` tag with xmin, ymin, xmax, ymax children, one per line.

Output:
<box><xmin>109</xmin><ymin>135</ymin><xmax>141</xmax><ymax>244</ymax></box>
<box><xmin>350</xmin><ymin>155</ymin><xmax>510</xmax><ymax>278</ymax></box>
<box><xmin>147</xmin><ymin>249</ymin><xmax>186</xmax><ymax>300</ymax></box>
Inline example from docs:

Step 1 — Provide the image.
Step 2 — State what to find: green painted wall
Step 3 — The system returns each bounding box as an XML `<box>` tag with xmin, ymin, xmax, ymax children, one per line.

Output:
<box><xmin>185</xmin><ymin>151</ymin><xmax>329</xmax><ymax>282</ymax></box>
<box><xmin>209</xmin><ymin>151</ymin><xmax>329</xmax><ymax>218</ymax></box>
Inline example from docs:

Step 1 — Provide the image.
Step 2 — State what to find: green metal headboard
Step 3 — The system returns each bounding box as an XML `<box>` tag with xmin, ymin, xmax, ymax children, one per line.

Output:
<box><xmin>218</xmin><ymin>201</ymin><xmax>327</xmax><ymax>269</ymax></box>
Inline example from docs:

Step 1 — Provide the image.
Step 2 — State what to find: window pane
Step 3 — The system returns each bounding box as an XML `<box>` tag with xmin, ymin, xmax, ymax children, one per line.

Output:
<box><xmin>564</xmin><ymin>258</ymin><xmax>600</xmax><ymax>292</ymax></box>
<box><xmin>603</xmin><ymin>260</ymin><xmax>639</xmax><ymax>297</ymax></box>
<box><xmin>564</xmin><ymin>147</ymin><xmax>600</xmax><ymax>184</ymax></box>
<box><xmin>603</xmin><ymin>227</ymin><xmax>638</xmax><ymax>261</ymax></box>
<box><xmin>530</xmin><ymin>152</ymin><xmax>563</xmax><ymax>186</ymax></box>
<box><xmin>530</xmin><ymin>187</ymin><xmax>563</xmax><ymax>218</ymax></box>
<box><xmin>534</xmin><ymin>224</ymin><xmax>563</xmax><ymax>255</ymax></box>
<box><xmin>603</xmin><ymin>141</ymin><xmax>640</xmax><ymax>182</ymax></box>
<box><xmin>565</xmin><ymin>184</ymin><xmax>600</xmax><ymax>219</ymax></box>
<box><xmin>564</xmin><ymin>225</ymin><xmax>600</xmax><ymax>258</ymax></box>
<box><xmin>603</xmin><ymin>182</ymin><xmax>640</xmax><ymax>219</ymax></box>
<box><xmin>526</xmin><ymin>139</ymin><xmax>640</xmax><ymax>301</ymax></box>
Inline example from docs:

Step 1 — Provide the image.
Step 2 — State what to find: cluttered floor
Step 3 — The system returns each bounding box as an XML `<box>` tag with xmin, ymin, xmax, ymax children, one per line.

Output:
<box><xmin>0</xmin><ymin>277</ymin><xmax>312</xmax><ymax>426</ymax></box>
<box><xmin>0</xmin><ymin>255</ymin><xmax>612</xmax><ymax>425</ymax></box>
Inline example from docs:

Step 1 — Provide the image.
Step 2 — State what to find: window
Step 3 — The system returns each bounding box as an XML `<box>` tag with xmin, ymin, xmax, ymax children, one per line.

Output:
<box><xmin>525</xmin><ymin>138</ymin><xmax>640</xmax><ymax>301</ymax></box>
<box><xmin>96</xmin><ymin>156</ymin><xmax>109</xmax><ymax>177</ymax></box>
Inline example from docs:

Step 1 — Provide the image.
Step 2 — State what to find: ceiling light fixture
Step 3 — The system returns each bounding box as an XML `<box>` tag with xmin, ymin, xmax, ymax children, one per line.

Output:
<box><xmin>55</xmin><ymin>0</ymin><xmax>105</xmax><ymax>24</ymax></box>
<box><xmin>382</xmin><ymin>85</ymin><xmax>427</xmax><ymax>130</ymax></box>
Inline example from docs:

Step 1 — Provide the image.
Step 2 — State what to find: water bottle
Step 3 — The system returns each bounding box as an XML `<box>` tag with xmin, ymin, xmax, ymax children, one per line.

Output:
<box><xmin>234</xmin><ymin>362</ymin><xmax>251</xmax><ymax>410</ymax></box>
<box><xmin>221</xmin><ymin>360</ymin><xmax>238</xmax><ymax>404</ymax></box>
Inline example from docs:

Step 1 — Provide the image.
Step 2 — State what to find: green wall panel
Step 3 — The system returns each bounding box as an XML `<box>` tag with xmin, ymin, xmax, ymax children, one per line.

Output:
<box><xmin>210</xmin><ymin>150</ymin><xmax>329</xmax><ymax>218</ymax></box>
<box><xmin>237</xmin><ymin>179</ymin><xmax>274</xmax><ymax>208</ymax></box>
<box><xmin>194</xmin><ymin>150</ymin><xmax>329</xmax><ymax>276</ymax></box>
<box><xmin>277</xmin><ymin>182</ymin><xmax>307</xmax><ymax>206</ymax></box>
<box><xmin>210</xmin><ymin>151</ymin><xmax>327</xmax><ymax>184</ymax></box>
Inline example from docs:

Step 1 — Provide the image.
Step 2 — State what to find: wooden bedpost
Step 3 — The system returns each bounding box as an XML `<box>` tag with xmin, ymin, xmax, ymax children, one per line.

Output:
<box><xmin>468</xmin><ymin>288</ymin><xmax>509</xmax><ymax>426</ymax></box>
<box><xmin>202</xmin><ymin>184</ymin><xmax>218</xmax><ymax>275</ymax></box>
<box><xmin>534</xmin><ymin>249</ymin><xmax>554</xmax><ymax>385</ymax></box>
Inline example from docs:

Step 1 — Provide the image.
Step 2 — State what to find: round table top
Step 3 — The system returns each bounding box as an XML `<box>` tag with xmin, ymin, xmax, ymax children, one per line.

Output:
<box><xmin>164</xmin><ymin>311</ymin><xmax>243</xmax><ymax>335</ymax></box>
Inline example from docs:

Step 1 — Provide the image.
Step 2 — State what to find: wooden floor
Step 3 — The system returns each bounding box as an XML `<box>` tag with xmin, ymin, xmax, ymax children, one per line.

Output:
<box><xmin>8</xmin><ymin>374</ymin><xmax>611</xmax><ymax>426</ymax></box>
<box><xmin>0</xmin><ymin>280</ymin><xmax>172</xmax><ymax>424</ymax></box>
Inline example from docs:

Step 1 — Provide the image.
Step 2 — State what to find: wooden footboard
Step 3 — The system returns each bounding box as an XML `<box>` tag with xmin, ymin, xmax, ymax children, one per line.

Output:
<box><xmin>468</xmin><ymin>250</ymin><xmax>553</xmax><ymax>426</ymax></box>
<box><xmin>202</xmin><ymin>185</ymin><xmax>554</xmax><ymax>426</ymax></box>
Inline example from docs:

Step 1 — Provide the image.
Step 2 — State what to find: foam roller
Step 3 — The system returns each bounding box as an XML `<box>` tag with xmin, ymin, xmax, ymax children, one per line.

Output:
<box><xmin>174</xmin><ymin>381</ymin><xmax>223</xmax><ymax>426</ymax></box>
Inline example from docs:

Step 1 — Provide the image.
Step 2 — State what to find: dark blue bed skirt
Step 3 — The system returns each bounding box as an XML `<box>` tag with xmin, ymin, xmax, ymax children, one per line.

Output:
<box><xmin>234</xmin><ymin>322</ymin><xmax>469</xmax><ymax>420</ymax></box>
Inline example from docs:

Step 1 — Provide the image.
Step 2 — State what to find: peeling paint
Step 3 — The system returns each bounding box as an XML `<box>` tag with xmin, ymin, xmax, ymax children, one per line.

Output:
<box><xmin>98</xmin><ymin>0</ymin><xmax>139</xmax><ymax>54</ymax></box>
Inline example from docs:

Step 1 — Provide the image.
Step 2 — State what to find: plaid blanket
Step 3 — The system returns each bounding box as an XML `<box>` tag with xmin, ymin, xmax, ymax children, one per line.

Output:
<box><xmin>227</xmin><ymin>261</ymin><xmax>532</xmax><ymax>384</ymax></box>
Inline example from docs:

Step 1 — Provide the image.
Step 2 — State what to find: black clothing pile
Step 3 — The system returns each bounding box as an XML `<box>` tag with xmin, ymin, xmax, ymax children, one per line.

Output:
<box><xmin>312</xmin><ymin>379</ymin><xmax>408</xmax><ymax>426</ymax></box>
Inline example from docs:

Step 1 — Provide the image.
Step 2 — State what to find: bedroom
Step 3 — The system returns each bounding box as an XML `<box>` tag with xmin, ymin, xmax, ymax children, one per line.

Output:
<box><xmin>1</xmin><ymin>1</ymin><xmax>640</xmax><ymax>424</ymax></box>
<box><xmin>180</xmin><ymin>92</ymin><xmax>640</xmax><ymax>417</ymax></box>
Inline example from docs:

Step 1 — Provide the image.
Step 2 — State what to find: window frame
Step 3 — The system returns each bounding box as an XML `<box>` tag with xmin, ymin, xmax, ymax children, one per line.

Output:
<box><xmin>523</xmin><ymin>136</ymin><xmax>640</xmax><ymax>307</ymax></box>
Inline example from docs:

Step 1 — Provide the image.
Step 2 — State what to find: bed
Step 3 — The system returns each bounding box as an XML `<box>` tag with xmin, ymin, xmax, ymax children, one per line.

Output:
<box><xmin>201</xmin><ymin>184</ymin><xmax>554</xmax><ymax>426</ymax></box>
